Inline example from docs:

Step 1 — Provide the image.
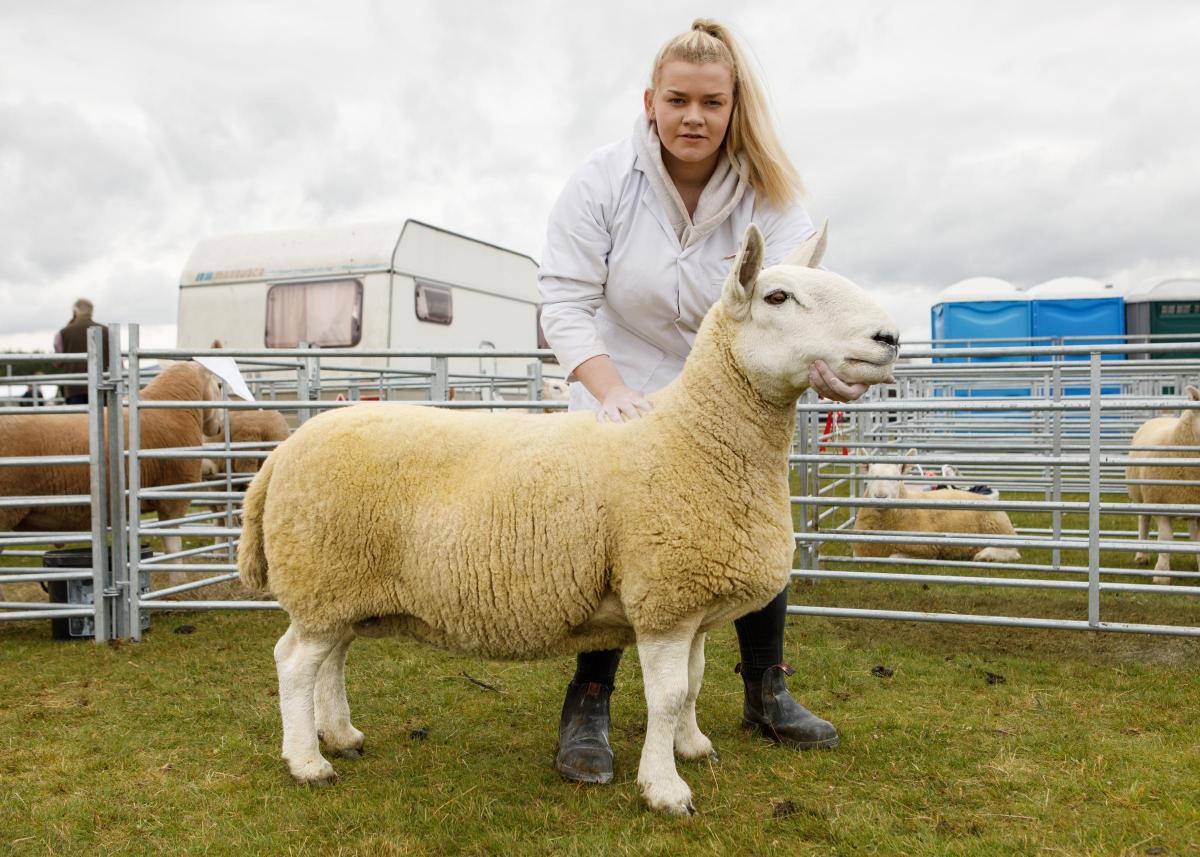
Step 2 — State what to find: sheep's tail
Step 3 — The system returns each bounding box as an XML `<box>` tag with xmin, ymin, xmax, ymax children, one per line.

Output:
<box><xmin>237</xmin><ymin>453</ymin><xmax>275</xmax><ymax>592</ymax></box>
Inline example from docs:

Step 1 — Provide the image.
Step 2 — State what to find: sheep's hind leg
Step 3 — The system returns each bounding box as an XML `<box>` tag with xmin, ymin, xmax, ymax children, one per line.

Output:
<box><xmin>1153</xmin><ymin>515</ymin><xmax>1174</xmax><ymax>584</ymax></box>
<box><xmin>275</xmin><ymin>623</ymin><xmax>344</xmax><ymax>785</ymax></box>
<box><xmin>1188</xmin><ymin>519</ymin><xmax>1200</xmax><ymax>572</ymax></box>
<box><xmin>674</xmin><ymin>631</ymin><xmax>716</xmax><ymax>763</ymax></box>
<box><xmin>973</xmin><ymin>547</ymin><xmax>1021</xmax><ymax>562</ymax></box>
<box><xmin>315</xmin><ymin>629</ymin><xmax>364</xmax><ymax>758</ymax></box>
<box><xmin>636</xmin><ymin>614</ymin><xmax>703</xmax><ymax>816</ymax></box>
<box><xmin>1133</xmin><ymin>514</ymin><xmax>1150</xmax><ymax>565</ymax></box>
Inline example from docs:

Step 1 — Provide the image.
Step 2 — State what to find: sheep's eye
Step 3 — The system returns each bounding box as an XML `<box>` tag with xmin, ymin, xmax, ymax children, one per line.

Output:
<box><xmin>764</xmin><ymin>290</ymin><xmax>789</xmax><ymax>306</ymax></box>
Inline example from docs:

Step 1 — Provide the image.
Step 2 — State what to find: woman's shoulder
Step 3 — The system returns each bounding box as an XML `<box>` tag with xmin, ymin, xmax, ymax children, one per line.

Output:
<box><xmin>567</xmin><ymin>136</ymin><xmax>639</xmax><ymax>189</ymax></box>
<box><xmin>750</xmin><ymin>193</ymin><xmax>815</xmax><ymax>238</ymax></box>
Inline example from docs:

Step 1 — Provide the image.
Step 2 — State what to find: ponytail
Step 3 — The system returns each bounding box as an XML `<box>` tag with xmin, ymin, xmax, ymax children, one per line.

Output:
<box><xmin>649</xmin><ymin>19</ymin><xmax>803</xmax><ymax>207</ymax></box>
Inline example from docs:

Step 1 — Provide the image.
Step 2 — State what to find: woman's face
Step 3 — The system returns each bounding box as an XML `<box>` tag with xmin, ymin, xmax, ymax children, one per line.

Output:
<box><xmin>644</xmin><ymin>60</ymin><xmax>734</xmax><ymax>169</ymax></box>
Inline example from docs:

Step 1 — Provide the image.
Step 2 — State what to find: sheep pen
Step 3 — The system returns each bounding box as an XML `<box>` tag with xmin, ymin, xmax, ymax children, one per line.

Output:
<box><xmin>0</xmin><ymin>362</ymin><xmax>222</xmax><ymax>564</ymax></box>
<box><xmin>236</xmin><ymin>223</ymin><xmax>900</xmax><ymax>815</ymax></box>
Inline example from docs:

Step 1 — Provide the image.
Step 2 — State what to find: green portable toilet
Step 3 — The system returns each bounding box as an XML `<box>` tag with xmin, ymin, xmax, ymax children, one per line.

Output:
<box><xmin>1124</xmin><ymin>277</ymin><xmax>1200</xmax><ymax>360</ymax></box>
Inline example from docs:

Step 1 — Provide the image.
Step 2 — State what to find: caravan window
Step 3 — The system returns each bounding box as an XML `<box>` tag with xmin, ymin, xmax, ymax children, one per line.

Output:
<box><xmin>265</xmin><ymin>279</ymin><xmax>363</xmax><ymax>348</ymax></box>
<box><xmin>415</xmin><ymin>282</ymin><xmax>452</xmax><ymax>325</ymax></box>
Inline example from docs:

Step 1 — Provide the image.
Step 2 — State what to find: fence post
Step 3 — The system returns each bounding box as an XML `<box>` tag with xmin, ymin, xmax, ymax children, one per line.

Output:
<box><xmin>1051</xmin><ymin>358</ymin><xmax>1063</xmax><ymax>570</ymax></box>
<box><xmin>86</xmin><ymin>326</ymin><xmax>112</xmax><ymax>643</ymax></box>
<box><xmin>796</xmin><ymin>398</ymin><xmax>811</xmax><ymax>580</ymax></box>
<box><xmin>125</xmin><ymin>325</ymin><xmax>144</xmax><ymax>641</ymax></box>
<box><xmin>430</xmin><ymin>357</ymin><xmax>448</xmax><ymax>402</ymax></box>
<box><xmin>296</xmin><ymin>343</ymin><xmax>311</xmax><ymax>424</ymax></box>
<box><xmin>105</xmin><ymin>324</ymin><xmax>130</xmax><ymax>639</ymax></box>
<box><xmin>527</xmin><ymin>360</ymin><xmax>543</xmax><ymax>407</ymax></box>
<box><xmin>1087</xmin><ymin>352</ymin><xmax>1101</xmax><ymax>627</ymax></box>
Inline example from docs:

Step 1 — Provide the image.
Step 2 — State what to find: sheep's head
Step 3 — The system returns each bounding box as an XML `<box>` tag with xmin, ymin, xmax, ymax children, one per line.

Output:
<box><xmin>859</xmin><ymin>449</ymin><xmax>918</xmax><ymax>500</ymax></box>
<box><xmin>720</xmin><ymin>222</ymin><xmax>899</xmax><ymax>404</ymax></box>
<box><xmin>197</xmin><ymin>365</ymin><xmax>224</xmax><ymax>436</ymax></box>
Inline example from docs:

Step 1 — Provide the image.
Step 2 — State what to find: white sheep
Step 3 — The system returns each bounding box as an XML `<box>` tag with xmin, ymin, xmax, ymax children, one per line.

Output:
<box><xmin>1127</xmin><ymin>385</ymin><xmax>1200</xmax><ymax>584</ymax></box>
<box><xmin>237</xmin><ymin>223</ymin><xmax>899</xmax><ymax>815</ymax></box>
<box><xmin>852</xmin><ymin>451</ymin><xmax>1021</xmax><ymax>562</ymax></box>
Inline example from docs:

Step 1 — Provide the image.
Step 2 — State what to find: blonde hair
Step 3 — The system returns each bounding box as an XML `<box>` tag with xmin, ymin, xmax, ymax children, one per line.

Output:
<box><xmin>649</xmin><ymin>19</ymin><xmax>803</xmax><ymax>207</ymax></box>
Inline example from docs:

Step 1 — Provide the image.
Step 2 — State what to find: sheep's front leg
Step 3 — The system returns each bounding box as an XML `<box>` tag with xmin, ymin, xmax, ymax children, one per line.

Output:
<box><xmin>1153</xmin><ymin>515</ymin><xmax>1174</xmax><ymax>584</ymax></box>
<box><xmin>275</xmin><ymin>624</ymin><xmax>343</xmax><ymax>784</ymax></box>
<box><xmin>674</xmin><ymin>632</ymin><xmax>716</xmax><ymax>762</ymax></box>
<box><xmin>315</xmin><ymin>630</ymin><xmax>364</xmax><ymax>758</ymax></box>
<box><xmin>155</xmin><ymin>503</ymin><xmax>188</xmax><ymax>564</ymax></box>
<box><xmin>637</xmin><ymin>618</ymin><xmax>702</xmax><ymax>816</ymax></box>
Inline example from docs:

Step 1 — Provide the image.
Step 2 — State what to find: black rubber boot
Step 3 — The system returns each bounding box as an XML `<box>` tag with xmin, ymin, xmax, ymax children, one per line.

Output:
<box><xmin>740</xmin><ymin>663</ymin><xmax>839</xmax><ymax>749</ymax></box>
<box><xmin>554</xmin><ymin>680</ymin><xmax>614</xmax><ymax>784</ymax></box>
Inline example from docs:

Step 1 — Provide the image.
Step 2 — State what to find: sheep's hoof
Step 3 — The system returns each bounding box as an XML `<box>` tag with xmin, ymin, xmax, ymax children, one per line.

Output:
<box><xmin>639</xmin><ymin>776</ymin><xmax>696</xmax><ymax>816</ymax></box>
<box><xmin>287</xmin><ymin>758</ymin><xmax>338</xmax><ymax>786</ymax></box>
<box><xmin>1152</xmin><ymin>575</ymin><xmax>1171</xmax><ymax>585</ymax></box>
<box><xmin>674</xmin><ymin>733</ymin><xmax>717</xmax><ymax>762</ymax></box>
<box><xmin>1133</xmin><ymin>553</ymin><xmax>1149</xmax><ymax>566</ymax></box>
<box><xmin>332</xmin><ymin>746</ymin><xmax>363</xmax><ymax>760</ymax></box>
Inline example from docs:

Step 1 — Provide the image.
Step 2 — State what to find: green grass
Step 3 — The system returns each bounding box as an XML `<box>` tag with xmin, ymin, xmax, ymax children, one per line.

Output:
<box><xmin>3</xmin><ymin>485</ymin><xmax>1199</xmax><ymax>855</ymax></box>
<box><xmin>2</xmin><ymin>605</ymin><xmax>1198</xmax><ymax>856</ymax></box>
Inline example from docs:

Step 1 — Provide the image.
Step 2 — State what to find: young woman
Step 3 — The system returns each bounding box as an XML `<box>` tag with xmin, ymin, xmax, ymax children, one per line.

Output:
<box><xmin>538</xmin><ymin>19</ymin><xmax>870</xmax><ymax>784</ymax></box>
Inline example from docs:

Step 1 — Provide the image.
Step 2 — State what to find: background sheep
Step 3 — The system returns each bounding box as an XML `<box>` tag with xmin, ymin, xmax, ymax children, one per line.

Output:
<box><xmin>237</xmin><ymin>224</ymin><xmax>899</xmax><ymax>815</ymax></box>
<box><xmin>0</xmin><ymin>362</ymin><xmax>222</xmax><ymax>564</ymax></box>
<box><xmin>1127</xmin><ymin>384</ymin><xmax>1200</xmax><ymax>584</ymax></box>
<box><xmin>853</xmin><ymin>451</ymin><xmax>1021</xmax><ymax>562</ymax></box>
<box><xmin>201</xmin><ymin>408</ymin><xmax>291</xmax><ymax>480</ymax></box>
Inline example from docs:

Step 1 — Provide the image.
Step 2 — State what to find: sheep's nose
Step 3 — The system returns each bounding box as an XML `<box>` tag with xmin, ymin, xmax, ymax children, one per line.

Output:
<box><xmin>873</xmin><ymin>331</ymin><xmax>899</xmax><ymax>349</ymax></box>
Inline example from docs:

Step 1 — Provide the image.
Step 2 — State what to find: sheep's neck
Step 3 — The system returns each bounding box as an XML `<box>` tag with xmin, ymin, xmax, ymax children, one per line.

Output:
<box><xmin>661</xmin><ymin>310</ymin><xmax>797</xmax><ymax>469</ymax></box>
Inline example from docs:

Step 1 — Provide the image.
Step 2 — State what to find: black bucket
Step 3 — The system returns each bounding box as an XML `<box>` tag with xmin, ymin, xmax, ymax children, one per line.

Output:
<box><xmin>44</xmin><ymin>546</ymin><xmax>153</xmax><ymax>640</ymax></box>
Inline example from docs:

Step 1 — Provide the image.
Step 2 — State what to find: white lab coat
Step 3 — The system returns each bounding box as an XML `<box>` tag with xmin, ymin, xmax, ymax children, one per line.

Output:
<box><xmin>538</xmin><ymin>132</ymin><xmax>815</xmax><ymax>412</ymax></box>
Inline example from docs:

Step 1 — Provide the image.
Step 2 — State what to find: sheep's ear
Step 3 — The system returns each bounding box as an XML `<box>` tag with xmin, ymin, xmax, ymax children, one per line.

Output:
<box><xmin>211</xmin><ymin>339</ymin><xmax>223</xmax><ymax>349</ymax></box>
<box><xmin>1187</xmin><ymin>385</ymin><xmax>1200</xmax><ymax>401</ymax></box>
<box><xmin>782</xmin><ymin>220</ymin><xmax>828</xmax><ymax>268</ymax></box>
<box><xmin>721</xmin><ymin>223</ymin><xmax>765</xmax><ymax>314</ymax></box>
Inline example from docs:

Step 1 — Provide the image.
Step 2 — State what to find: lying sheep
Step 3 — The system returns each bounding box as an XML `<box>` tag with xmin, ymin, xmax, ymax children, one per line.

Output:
<box><xmin>238</xmin><ymin>223</ymin><xmax>899</xmax><ymax>815</ymax></box>
<box><xmin>0</xmin><ymin>362</ymin><xmax>222</xmax><ymax>560</ymax></box>
<box><xmin>852</xmin><ymin>451</ymin><xmax>1021</xmax><ymax>562</ymax></box>
<box><xmin>201</xmin><ymin>408</ymin><xmax>291</xmax><ymax>480</ymax></box>
<box><xmin>1127</xmin><ymin>385</ymin><xmax>1200</xmax><ymax>584</ymax></box>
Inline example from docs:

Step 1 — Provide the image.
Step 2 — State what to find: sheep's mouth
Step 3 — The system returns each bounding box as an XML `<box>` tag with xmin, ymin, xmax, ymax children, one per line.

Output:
<box><xmin>838</xmin><ymin>357</ymin><xmax>897</xmax><ymax>384</ymax></box>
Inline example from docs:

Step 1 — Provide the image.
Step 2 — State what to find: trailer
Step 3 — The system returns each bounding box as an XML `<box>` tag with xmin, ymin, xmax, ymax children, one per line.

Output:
<box><xmin>177</xmin><ymin>220</ymin><xmax>548</xmax><ymax>391</ymax></box>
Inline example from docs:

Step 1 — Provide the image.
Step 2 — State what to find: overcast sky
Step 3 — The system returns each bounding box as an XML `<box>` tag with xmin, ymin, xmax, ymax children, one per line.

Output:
<box><xmin>1</xmin><ymin>0</ymin><xmax>1197</xmax><ymax>352</ymax></box>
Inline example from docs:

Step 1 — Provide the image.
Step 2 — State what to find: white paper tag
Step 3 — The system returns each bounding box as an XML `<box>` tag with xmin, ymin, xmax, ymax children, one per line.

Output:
<box><xmin>193</xmin><ymin>356</ymin><xmax>256</xmax><ymax>402</ymax></box>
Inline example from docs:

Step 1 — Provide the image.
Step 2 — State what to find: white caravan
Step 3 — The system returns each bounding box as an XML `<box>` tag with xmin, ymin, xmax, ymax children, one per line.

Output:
<box><xmin>177</xmin><ymin>220</ymin><xmax>551</xmax><ymax>398</ymax></box>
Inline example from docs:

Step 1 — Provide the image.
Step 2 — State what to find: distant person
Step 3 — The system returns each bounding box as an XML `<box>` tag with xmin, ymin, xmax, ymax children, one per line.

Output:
<box><xmin>53</xmin><ymin>298</ymin><xmax>111</xmax><ymax>405</ymax></box>
<box><xmin>18</xmin><ymin>373</ymin><xmax>45</xmax><ymax>407</ymax></box>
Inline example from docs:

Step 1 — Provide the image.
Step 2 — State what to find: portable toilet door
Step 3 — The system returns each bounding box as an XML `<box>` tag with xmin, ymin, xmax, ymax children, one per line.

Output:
<box><xmin>930</xmin><ymin>277</ymin><xmax>1031</xmax><ymax>397</ymax></box>
<box><xmin>930</xmin><ymin>278</ymin><xmax>1031</xmax><ymax>363</ymax></box>
<box><xmin>1124</xmin><ymin>277</ymin><xmax>1200</xmax><ymax>360</ymax></box>
<box><xmin>1027</xmin><ymin>277</ymin><xmax>1125</xmax><ymax>362</ymax></box>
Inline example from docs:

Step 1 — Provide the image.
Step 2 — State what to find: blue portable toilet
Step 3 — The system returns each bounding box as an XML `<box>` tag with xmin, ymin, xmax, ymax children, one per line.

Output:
<box><xmin>1028</xmin><ymin>277</ymin><xmax>1124</xmax><ymax>362</ymax></box>
<box><xmin>930</xmin><ymin>278</ymin><xmax>1031</xmax><ymax>364</ymax></box>
<box><xmin>930</xmin><ymin>278</ymin><xmax>1032</xmax><ymax>397</ymax></box>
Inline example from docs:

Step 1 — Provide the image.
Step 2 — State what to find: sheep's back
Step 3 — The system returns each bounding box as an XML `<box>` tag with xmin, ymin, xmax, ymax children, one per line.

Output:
<box><xmin>1128</xmin><ymin>416</ymin><xmax>1200</xmax><ymax>504</ymax></box>
<box><xmin>259</xmin><ymin>404</ymin><xmax>614</xmax><ymax>656</ymax></box>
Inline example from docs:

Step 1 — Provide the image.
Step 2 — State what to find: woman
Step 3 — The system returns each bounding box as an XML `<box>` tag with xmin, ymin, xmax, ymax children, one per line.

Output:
<box><xmin>538</xmin><ymin>19</ymin><xmax>870</xmax><ymax>784</ymax></box>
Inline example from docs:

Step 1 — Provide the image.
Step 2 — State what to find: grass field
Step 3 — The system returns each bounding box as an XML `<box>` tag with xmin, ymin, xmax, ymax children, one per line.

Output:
<box><xmin>3</xmin><ymin>484</ymin><xmax>1199</xmax><ymax>855</ymax></box>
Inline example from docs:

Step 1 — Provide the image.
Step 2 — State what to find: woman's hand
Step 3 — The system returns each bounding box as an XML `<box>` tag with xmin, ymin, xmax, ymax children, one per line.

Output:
<box><xmin>809</xmin><ymin>359</ymin><xmax>869</xmax><ymax>403</ymax></box>
<box><xmin>598</xmin><ymin>384</ymin><xmax>653</xmax><ymax>423</ymax></box>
